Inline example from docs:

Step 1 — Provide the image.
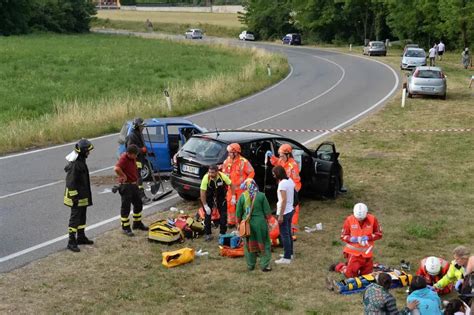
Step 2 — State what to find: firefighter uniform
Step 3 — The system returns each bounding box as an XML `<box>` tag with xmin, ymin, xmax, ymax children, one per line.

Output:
<box><xmin>200</xmin><ymin>171</ymin><xmax>231</xmax><ymax>235</ymax></box>
<box><xmin>416</xmin><ymin>257</ymin><xmax>452</xmax><ymax>295</ymax></box>
<box><xmin>126</xmin><ymin>118</ymin><xmax>150</xmax><ymax>204</ymax></box>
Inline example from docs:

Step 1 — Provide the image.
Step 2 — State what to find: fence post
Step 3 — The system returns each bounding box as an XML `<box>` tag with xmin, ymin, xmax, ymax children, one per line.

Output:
<box><xmin>164</xmin><ymin>89</ymin><xmax>172</xmax><ymax>111</ymax></box>
<box><xmin>401</xmin><ymin>88</ymin><xmax>406</xmax><ymax>108</ymax></box>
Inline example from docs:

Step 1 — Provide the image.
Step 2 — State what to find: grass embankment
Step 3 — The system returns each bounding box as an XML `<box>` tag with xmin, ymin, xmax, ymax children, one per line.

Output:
<box><xmin>0</xmin><ymin>50</ymin><xmax>471</xmax><ymax>313</ymax></box>
<box><xmin>0</xmin><ymin>34</ymin><xmax>287</xmax><ymax>154</ymax></box>
<box><xmin>93</xmin><ymin>10</ymin><xmax>242</xmax><ymax>38</ymax></box>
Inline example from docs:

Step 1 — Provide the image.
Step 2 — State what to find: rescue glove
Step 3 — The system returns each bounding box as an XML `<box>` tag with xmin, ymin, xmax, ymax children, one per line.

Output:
<box><xmin>204</xmin><ymin>204</ymin><xmax>211</xmax><ymax>215</ymax></box>
<box><xmin>231</xmin><ymin>195</ymin><xmax>236</xmax><ymax>205</ymax></box>
<box><xmin>349</xmin><ymin>236</ymin><xmax>358</xmax><ymax>243</ymax></box>
<box><xmin>265</xmin><ymin>150</ymin><xmax>273</xmax><ymax>158</ymax></box>
<box><xmin>358</xmin><ymin>236</ymin><xmax>369</xmax><ymax>246</ymax></box>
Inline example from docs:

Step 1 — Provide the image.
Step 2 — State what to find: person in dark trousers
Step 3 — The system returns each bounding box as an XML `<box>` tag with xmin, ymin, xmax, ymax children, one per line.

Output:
<box><xmin>199</xmin><ymin>165</ymin><xmax>235</xmax><ymax>241</ymax></box>
<box><xmin>114</xmin><ymin>144</ymin><xmax>148</xmax><ymax>236</ymax></box>
<box><xmin>126</xmin><ymin>117</ymin><xmax>151</xmax><ymax>204</ymax></box>
<box><xmin>64</xmin><ymin>139</ymin><xmax>94</xmax><ymax>252</ymax></box>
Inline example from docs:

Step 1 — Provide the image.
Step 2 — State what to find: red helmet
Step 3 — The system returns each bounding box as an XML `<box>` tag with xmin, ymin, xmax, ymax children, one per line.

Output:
<box><xmin>278</xmin><ymin>144</ymin><xmax>293</xmax><ymax>154</ymax></box>
<box><xmin>227</xmin><ymin>143</ymin><xmax>241</xmax><ymax>153</ymax></box>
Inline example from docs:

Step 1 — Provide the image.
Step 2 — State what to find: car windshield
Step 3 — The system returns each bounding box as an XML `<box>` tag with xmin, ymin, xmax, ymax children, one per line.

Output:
<box><xmin>181</xmin><ymin>137</ymin><xmax>225</xmax><ymax>159</ymax></box>
<box><xmin>405</xmin><ymin>50</ymin><xmax>425</xmax><ymax>58</ymax></box>
<box><xmin>247</xmin><ymin>32</ymin><xmax>254</xmax><ymax>35</ymax></box>
<box><xmin>414</xmin><ymin>70</ymin><xmax>442</xmax><ymax>78</ymax></box>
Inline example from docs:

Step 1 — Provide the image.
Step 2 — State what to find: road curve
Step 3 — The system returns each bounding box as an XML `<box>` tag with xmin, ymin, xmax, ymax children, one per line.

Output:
<box><xmin>0</xmin><ymin>32</ymin><xmax>400</xmax><ymax>272</ymax></box>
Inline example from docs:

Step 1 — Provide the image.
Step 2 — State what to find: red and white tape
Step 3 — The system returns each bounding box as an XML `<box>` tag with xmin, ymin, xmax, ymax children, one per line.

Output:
<box><xmin>225</xmin><ymin>128</ymin><xmax>472</xmax><ymax>133</ymax></box>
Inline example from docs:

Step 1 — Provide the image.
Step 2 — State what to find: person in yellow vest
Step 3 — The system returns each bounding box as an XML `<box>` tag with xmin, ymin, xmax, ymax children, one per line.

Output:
<box><xmin>434</xmin><ymin>246</ymin><xmax>471</xmax><ymax>292</ymax></box>
<box><xmin>339</xmin><ymin>203</ymin><xmax>383</xmax><ymax>277</ymax></box>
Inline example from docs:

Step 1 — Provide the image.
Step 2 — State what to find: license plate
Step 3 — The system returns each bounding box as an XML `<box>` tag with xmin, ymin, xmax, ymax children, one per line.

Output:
<box><xmin>182</xmin><ymin>164</ymin><xmax>199</xmax><ymax>175</ymax></box>
<box><xmin>421</xmin><ymin>87</ymin><xmax>434</xmax><ymax>91</ymax></box>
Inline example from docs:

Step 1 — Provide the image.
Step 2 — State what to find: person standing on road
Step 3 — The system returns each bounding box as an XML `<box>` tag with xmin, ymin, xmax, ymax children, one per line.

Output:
<box><xmin>200</xmin><ymin>165</ymin><xmax>235</xmax><ymax>241</ymax></box>
<box><xmin>64</xmin><ymin>139</ymin><xmax>94</xmax><ymax>252</ymax></box>
<box><xmin>429</xmin><ymin>44</ymin><xmax>437</xmax><ymax>66</ymax></box>
<box><xmin>126</xmin><ymin>117</ymin><xmax>151</xmax><ymax>205</ymax></box>
<box><xmin>114</xmin><ymin>144</ymin><xmax>148</xmax><ymax>237</ymax></box>
<box><xmin>437</xmin><ymin>40</ymin><xmax>445</xmax><ymax>60</ymax></box>
<box><xmin>222</xmin><ymin>143</ymin><xmax>255</xmax><ymax>228</ymax></box>
<box><xmin>267</xmin><ymin>144</ymin><xmax>301</xmax><ymax>237</ymax></box>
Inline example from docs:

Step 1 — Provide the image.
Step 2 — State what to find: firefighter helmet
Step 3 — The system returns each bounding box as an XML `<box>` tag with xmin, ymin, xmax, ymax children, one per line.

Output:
<box><xmin>353</xmin><ymin>203</ymin><xmax>368</xmax><ymax>220</ymax></box>
<box><xmin>132</xmin><ymin>117</ymin><xmax>145</xmax><ymax>129</ymax></box>
<box><xmin>74</xmin><ymin>139</ymin><xmax>94</xmax><ymax>154</ymax></box>
<box><xmin>425</xmin><ymin>256</ymin><xmax>441</xmax><ymax>276</ymax></box>
<box><xmin>278</xmin><ymin>144</ymin><xmax>293</xmax><ymax>154</ymax></box>
<box><xmin>227</xmin><ymin>143</ymin><xmax>241</xmax><ymax>153</ymax></box>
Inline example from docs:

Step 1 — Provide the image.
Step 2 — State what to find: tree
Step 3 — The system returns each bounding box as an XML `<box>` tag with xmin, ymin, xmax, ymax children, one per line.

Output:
<box><xmin>0</xmin><ymin>0</ymin><xmax>32</xmax><ymax>35</ymax></box>
<box><xmin>438</xmin><ymin>0</ymin><xmax>474</xmax><ymax>48</ymax></box>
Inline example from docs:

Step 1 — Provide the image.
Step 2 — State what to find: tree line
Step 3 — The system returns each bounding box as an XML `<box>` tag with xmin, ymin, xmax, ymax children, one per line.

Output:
<box><xmin>0</xmin><ymin>0</ymin><xmax>96</xmax><ymax>36</ymax></box>
<box><xmin>239</xmin><ymin>0</ymin><xmax>474</xmax><ymax>50</ymax></box>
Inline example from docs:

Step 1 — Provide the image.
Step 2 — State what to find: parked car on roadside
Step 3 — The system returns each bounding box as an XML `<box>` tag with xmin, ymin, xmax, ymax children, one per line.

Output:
<box><xmin>403</xmin><ymin>43</ymin><xmax>419</xmax><ymax>54</ymax></box>
<box><xmin>363</xmin><ymin>41</ymin><xmax>387</xmax><ymax>56</ymax></box>
<box><xmin>184</xmin><ymin>29</ymin><xmax>203</xmax><ymax>39</ymax></box>
<box><xmin>239</xmin><ymin>31</ymin><xmax>255</xmax><ymax>41</ymax></box>
<box><xmin>117</xmin><ymin>118</ymin><xmax>206</xmax><ymax>180</ymax></box>
<box><xmin>282</xmin><ymin>33</ymin><xmax>302</xmax><ymax>45</ymax></box>
<box><xmin>171</xmin><ymin>130</ymin><xmax>344</xmax><ymax>201</ymax></box>
<box><xmin>407</xmin><ymin>66</ymin><xmax>447</xmax><ymax>100</ymax></box>
<box><xmin>401</xmin><ymin>48</ymin><xmax>427</xmax><ymax>70</ymax></box>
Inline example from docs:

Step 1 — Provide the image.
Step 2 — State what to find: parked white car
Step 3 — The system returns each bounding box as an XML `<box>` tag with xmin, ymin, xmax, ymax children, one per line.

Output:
<box><xmin>401</xmin><ymin>48</ymin><xmax>427</xmax><ymax>70</ymax></box>
<box><xmin>239</xmin><ymin>31</ymin><xmax>255</xmax><ymax>41</ymax></box>
<box><xmin>184</xmin><ymin>29</ymin><xmax>203</xmax><ymax>39</ymax></box>
<box><xmin>407</xmin><ymin>66</ymin><xmax>447</xmax><ymax>100</ymax></box>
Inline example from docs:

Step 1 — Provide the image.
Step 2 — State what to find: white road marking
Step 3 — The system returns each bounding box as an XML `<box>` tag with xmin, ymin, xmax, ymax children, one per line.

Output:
<box><xmin>0</xmin><ymin>193</ymin><xmax>179</xmax><ymax>263</ymax></box>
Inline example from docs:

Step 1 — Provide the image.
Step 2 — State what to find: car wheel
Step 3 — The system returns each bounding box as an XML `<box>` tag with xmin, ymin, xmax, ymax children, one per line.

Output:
<box><xmin>407</xmin><ymin>91</ymin><xmax>413</xmax><ymax>98</ymax></box>
<box><xmin>441</xmin><ymin>93</ymin><xmax>446</xmax><ymax>100</ymax></box>
<box><xmin>140</xmin><ymin>162</ymin><xmax>152</xmax><ymax>181</ymax></box>
<box><xmin>368</xmin><ymin>52</ymin><xmax>372</xmax><ymax>56</ymax></box>
<box><xmin>178</xmin><ymin>191</ymin><xmax>198</xmax><ymax>201</ymax></box>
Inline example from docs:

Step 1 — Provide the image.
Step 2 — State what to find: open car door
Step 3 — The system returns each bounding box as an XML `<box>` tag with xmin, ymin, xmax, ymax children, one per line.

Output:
<box><xmin>314</xmin><ymin>142</ymin><xmax>340</xmax><ymax>197</ymax></box>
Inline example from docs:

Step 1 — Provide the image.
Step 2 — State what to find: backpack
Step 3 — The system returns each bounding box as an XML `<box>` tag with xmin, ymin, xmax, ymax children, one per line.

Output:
<box><xmin>175</xmin><ymin>215</ymin><xmax>205</xmax><ymax>239</ymax></box>
<box><xmin>148</xmin><ymin>220</ymin><xmax>184</xmax><ymax>244</ymax></box>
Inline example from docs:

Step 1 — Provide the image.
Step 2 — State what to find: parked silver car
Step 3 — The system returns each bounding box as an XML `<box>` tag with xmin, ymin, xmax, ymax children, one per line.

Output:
<box><xmin>239</xmin><ymin>31</ymin><xmax>255</xmax><ymax>41</ymax></box>
<box><xmin>363</xmin><ymin>41</ymin><xmax>387</xmax><ymax>56</ymax></box>
<box><xmin>184</xmin><ymin>29</ymin><xmax>203</xmax><ymax>39</ymax></box>
<box><xmin>401</xmin><ymin>48</ymin><xmax>427</xmax><ymax>70</ymax></box>
<box><xmin>407</xmin><ymin>66</ymin><xmax>447</xmax><ymax>99</ymax></box>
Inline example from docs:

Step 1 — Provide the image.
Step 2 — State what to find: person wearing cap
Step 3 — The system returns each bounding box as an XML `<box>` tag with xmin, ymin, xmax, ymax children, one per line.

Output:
<box><xmin>339</xmin><ymin>203</ymin><xmax>383</xmax><ymax>277</ymax></box>
<box><xmin>222</xmin><ymin>143</ymin><xmax>255</xmax><ymax>227</ymax></box>
<box><xmin>126</xmin><ymin>117</ymin><xmax>151</xmax><ymax>205</ymax></box>
<box><xmin>64</xmin><ymin>139</ymin><xmax>94</xmax><ymax>252</ymax></box>
<box><xmin>416</xmin><ymin>256</ymin><xmax>452</xmax><ymax>295</ymax></box>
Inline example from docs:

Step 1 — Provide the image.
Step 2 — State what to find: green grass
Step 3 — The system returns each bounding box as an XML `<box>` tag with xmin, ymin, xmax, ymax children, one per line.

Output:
<box><xmin>0</xmin><ymin>33</ymin><xmax>288</xmax><ymax>153</ymax></box>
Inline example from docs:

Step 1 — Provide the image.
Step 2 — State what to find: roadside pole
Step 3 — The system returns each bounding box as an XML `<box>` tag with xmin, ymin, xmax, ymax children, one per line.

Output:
<box><xmin>401</xmin><ymin>88</ymin><xmax>406</xmax><ymax>108</ymax></box>
<box><xmin>164</xmin><ymin>90</ymin><xmax>172</xmax><ymax>111</ymax></box>
<box><xmin>267</xmin><ymin>64</ymin><xmax>272</xmax><ymax>76</ymax></box>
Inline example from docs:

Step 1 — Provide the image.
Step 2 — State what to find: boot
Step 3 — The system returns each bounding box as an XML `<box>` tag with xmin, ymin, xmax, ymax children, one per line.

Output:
<box><xmin>67</xmin><ymin>233</ymin><xmax>80</xmax><ymax>252</ymax></box>
<box><xmin>77</xmin><ymin>229</ymin><xmax>94</xmax><ymax>245</ymax></box>
<box><xmin>122</xmin><ymin>227</ymin><xmax>134</xmax><ymax>237</ymax></box>
<box><xmin>132</xmin><ymin>221</ymin><xmax>148</xmax><ymax>231</ymax></box>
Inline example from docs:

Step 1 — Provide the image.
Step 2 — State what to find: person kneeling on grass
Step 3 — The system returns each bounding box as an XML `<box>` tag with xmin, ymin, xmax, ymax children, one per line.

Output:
<box><xmin>363</xmin><ymin>272</ymin><xmax>419</xmax><ymax>314</ymax></box>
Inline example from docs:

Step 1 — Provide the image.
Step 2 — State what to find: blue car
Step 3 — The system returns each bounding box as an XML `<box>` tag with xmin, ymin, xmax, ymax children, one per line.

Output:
<box><xmin>117</xmin><ymin>118</ymin><xmax>206</xmax><ymax>180</ymax></box>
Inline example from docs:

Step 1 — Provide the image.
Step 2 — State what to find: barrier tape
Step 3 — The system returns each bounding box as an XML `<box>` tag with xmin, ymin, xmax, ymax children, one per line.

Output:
<box><xmin>225</xmin><ymin>128</ymin><xmax>472</xmax><ymax>133</ymax></box>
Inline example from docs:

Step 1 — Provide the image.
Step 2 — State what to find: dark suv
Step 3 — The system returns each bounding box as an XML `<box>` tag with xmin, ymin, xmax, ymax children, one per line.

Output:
<box><xmin>170</xmin><ymin>131</ymin><xmax>343</xmax><ymax>201</ymax></box>
<box><xmin>282</xmin><ymin>33</ymin><xmax>302</xmax><ymax>45</ymax></box>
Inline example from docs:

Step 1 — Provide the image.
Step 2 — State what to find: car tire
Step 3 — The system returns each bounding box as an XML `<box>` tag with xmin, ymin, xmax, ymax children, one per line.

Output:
<box><xmin>441</xmin><ymin>93</ymin><xmax>446</xmax><ymax>100</ymax></box>
<box><xmin>368</xmin><ymin>52</ymin><xmax>372</xmax><ymax>56</ymax></box>
<box><xmin>407</xmin><ymin>90</ymin><xmax>413</xmax><ymax>98</ymax></box>
<box><xmin>178</xmin><ymin>191</ymin><xmax>198</xmax><ymax>201</ymax></box>
<box><xmin>140</xmin><ymin>162</ymin><xmax>152</xmax><ymax>181</ymax></box>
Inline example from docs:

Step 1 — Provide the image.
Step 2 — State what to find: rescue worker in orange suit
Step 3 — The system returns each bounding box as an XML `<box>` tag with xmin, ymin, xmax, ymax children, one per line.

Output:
<box><xmin>339</xmin><ymin>203</ymin><xmax>383</xmax><ymax>277</ymax></box>
<box><xmin>63</xmin><ymin>139</ymin><xmax>94</xmax><ymax>252</ymax></box>
<box><xmin>114</xmin><ymin>144</ymin><xmax>148</xmax><ymax>237</ymax></box>
<box><xmin>126</xmin><ymin>117</ymin><xmax>151</xmax><ymax>205</ymax></box>
<box><xmin>266</xmin><ymin>144</ymin><xmax>301</xmax><ymax>235</ymax></box>
<box><xmin>416</xmin><ymin>256</ymin><xmax>452</xmax><ymax>295</ymax></box>
<box><xmin>222</xmin><ymin>143</ymin><xmax>255</xmax><ymax>227</ymax></box>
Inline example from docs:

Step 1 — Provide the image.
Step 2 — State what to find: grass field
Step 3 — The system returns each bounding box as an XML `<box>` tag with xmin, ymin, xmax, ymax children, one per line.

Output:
<box><xmin>0</xmin><ymin>46</ymin><xmax>472</xmax><ymax>313</ymax></box>
<box><xmin>0</xmin><ymin>34</ymin><xmax>287</xmax><ymax>153</ymax></box>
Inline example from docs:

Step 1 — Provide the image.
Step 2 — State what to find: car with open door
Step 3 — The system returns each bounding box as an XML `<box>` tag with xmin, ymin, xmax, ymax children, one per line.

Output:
<box><xmin>117</xmin><ymin>118</ymin><xmax>206</xmax><ymax>180</ymax></box>
<box><xmin>170</xmin><ymin>130</ymin><xmax>343</xmax><ymax>201</ymax></box>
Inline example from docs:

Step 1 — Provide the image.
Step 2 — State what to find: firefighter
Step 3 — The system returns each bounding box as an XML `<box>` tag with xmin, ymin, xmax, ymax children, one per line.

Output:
<box><xmin>222</xmin><ymin>143</ymin><xmax>255</xmax><ymax>227</ymax></box>
<box><xmin>64</xmin><ymin>139</ymin><xmax>94</xmax><ymax>252</ymax></box>
<box><xmin>416</xmin><ymin>256</ymin><xmax>452</xmax><ymax>294</ymax></box>
<box><xmin>266</xmin><ymin>144</ymin><xmax>301</xmax><ymax>235</ymax></box>
<box><xmin>200</xmin><ymin>165</ymin><xmax>235</xmax><ymax>241</ymax></box>
<box><xmin>340</xmin><ymin>203</ymin><xmax>383</xmax><ymax>277</ymax></box>
<box><xmin>114</xmin><ymin>144</ymin><xmax>148</xmax><ymax>236</ymax></box>
<box><xmin>126</xmin><ymin>117</ymin><xmax>151</xmax><ymax>204</ymax></box>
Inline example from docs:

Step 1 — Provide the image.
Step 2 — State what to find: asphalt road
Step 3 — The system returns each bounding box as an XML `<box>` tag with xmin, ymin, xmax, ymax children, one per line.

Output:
<box><xmin>0</xmin><ymin>31</ymin><xmax>399</xmax><ymax>272</ymax></box>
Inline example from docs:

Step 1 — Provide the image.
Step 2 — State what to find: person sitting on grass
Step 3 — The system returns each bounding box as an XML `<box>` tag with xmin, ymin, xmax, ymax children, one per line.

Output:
<box><xmin>363</xmin><ymin>272</ymin><xmax>419</xmax><ymax>314</ymax></box>
<box><xmin>407</xmin><ymin>276</ymin><xmax>442</xmax><ymax>315</ymax></box>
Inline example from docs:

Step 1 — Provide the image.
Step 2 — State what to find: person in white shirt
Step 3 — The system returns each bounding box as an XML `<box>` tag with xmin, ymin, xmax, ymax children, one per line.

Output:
<box><xmin>437</xmin><ymin>41</ymin><xmax>445</xmax><ymax>60</ymax></box>
<box><xmin>272</xmin><ymin>165</ymin><xmax>295</xmax><ymax>265</ymax></box>
<box><xmin>429</xmin><ymin>44</ymin><xmax>437</xmax><ymax>66</ymax></box>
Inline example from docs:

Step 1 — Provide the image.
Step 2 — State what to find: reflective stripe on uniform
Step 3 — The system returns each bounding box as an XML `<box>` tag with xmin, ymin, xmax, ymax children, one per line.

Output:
<box><xmin>78</xmin><ymin>225</ymin><xmax>86</xmax><ymax>230</ymax></box>
<box><xmin>136</xmin><ymin>161</ymin><xmax>142</xmax><ymax>169</ymax></box>
<box><xmin>69</xmin><ymin>190</ymin><xmax>78</xmax><ymax>196</ymax></box>
<box><xmin>133</xmin><ymin>213</ymin><xmax>142</xmax><ymax>222</ymax></box>
<box><xmin>68</xmin><ymin>227</ymin><xmax>77</xmax><ymax>233</ymax></box>
<box><xmin>64</xmin><ymin>196</ymin><xmax>73</xmax><ymax>206</ymax></box>
<box><xmin>345</xmin><ymin>243</ymin><xmax>371</xmax><ymax>253</ymax></box>
<box><xmin>78</xmin><ymin>198</ymin><xmax>89</xmax><ymax>206</ymax></box>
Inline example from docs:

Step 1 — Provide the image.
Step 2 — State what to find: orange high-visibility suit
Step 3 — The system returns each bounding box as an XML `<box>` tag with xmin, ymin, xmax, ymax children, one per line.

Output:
<box><xmin>340</xmin><ymin>214</ymin><xmax>382</xmax><ymax>278</ymax></box>
<box><xmin>270</xmin><ymin>156</ymin><xmax>301</xmax><ymax>231</ymax></box>
<box><xmin>416</xmin><ymin>257</ymin><xmax>452</xmax><ymax>295</ymax></box>
<box><xmin>222</xmin><ymin>156</ymin><xmax>254</xmax><ymax>225</ymax></box>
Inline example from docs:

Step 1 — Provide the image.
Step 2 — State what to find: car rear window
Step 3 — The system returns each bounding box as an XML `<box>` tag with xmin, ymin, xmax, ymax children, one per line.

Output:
<box><xmin>181</xmin><ymin>137</ymin><xmax>226</xmax><ymax>159</ymax></box>
<box><xmin>405</xmin><ymin>50</ymin><xmax>425</xmax><ymax>58</ymax></box>
<box><xmin>372</xmin><ymin>42</ymin><xmax>384</xmax><ymax>47</ymax></box>
<box><xmin>414</xmin><ymin>70</ymin><xmax>443</xmax><ymax>78</ymax></box>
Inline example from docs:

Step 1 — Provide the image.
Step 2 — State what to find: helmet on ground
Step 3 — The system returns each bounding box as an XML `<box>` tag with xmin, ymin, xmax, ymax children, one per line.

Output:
<box><xmin>75</xmin><ymin>139</ymin><xmax>94</xmax><ymax>154</ymax></box>
<box><xmin>425</xmin><ymin>256</ymin><xmax>441</xmax><ymax>276</ymax></box>
<box><xmin>132</xmin><ymin>117</ymin><xmax>145</xmax><ymax>129</ymax></box>
<box><xmin>227</xmin><ymin>143</ymin><xmax>241</xmax><ymax>153</ymax></box>
<box><xmin>353</xmin><ymin>203</ymin><xmax>368</xmax><ymax>220</ymax></box>
<box><xmin>278</xmin><ymin>144</ymin><xmax>293</xmax><ymax>154</ymax></box>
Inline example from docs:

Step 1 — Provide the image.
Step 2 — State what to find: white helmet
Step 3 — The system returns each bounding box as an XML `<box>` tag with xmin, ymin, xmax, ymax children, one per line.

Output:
<box><xmin>353</xmin><ymin>203</ymin><xmax>368</xmax><ymax>220</ymax></box>
<box><xmin>425</xmin><ymin>256</ymin><xmax>441</xmax><ymax>276</ymax></box>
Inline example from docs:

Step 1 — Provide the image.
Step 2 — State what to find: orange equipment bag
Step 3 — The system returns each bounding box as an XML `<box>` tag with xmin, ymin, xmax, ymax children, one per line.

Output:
<box><xmin>219</xmin><ymin>244</ymin><xmax>244</xmax><ymax>258</ymax></box>
<box><xmin>162</xmin><ymin>247</ymin><xmax>195</xmax><ymax>268</ymax></box>
<box><xmin>197</xmin><ymin>207</ymin><xmax>220</xmax><ymax>221</ymax></box>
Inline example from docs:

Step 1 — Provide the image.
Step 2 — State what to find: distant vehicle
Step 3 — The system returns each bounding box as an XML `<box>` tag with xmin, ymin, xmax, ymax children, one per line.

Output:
<box><xmin>171</xmin><ymin>130</ymin><xmax>344</xmax><ymax>201</ymax></box>
<box><xmin>184</xmin><ymin>29</ymin><xmax>203</xmax><ymax>39</ymax></box>
<box><xmin>403</xmin><ymin>44</ymin><xmax>419</xmax><ymax>54</ymax></box>
<box><xmin>401</xmin><ymin>48</ymin><xmax>427</xmax><ymax>70</ymax></box>
<box><xmin>239</xmin><ymin>31</ymin><xmax>255</xmax><ymax>41</ymax></box>
<box><xmin>282</xmin><ymin>33</ymin><xmax>301</xmax><ymax>45</ymax></box>
<box><xmin>363</xmin><ymin>41</ymin><xmax>387</xmax><ymax>56</ymax></box>
<box><xmin>407</xmin><ymin>66</ymin><xmax>447</xmax><ymax>100</ymax></box>
<box><xmin>117</xmin><ymin>118</ymin><xmax>206</xmax><ymax>180</ymax></box>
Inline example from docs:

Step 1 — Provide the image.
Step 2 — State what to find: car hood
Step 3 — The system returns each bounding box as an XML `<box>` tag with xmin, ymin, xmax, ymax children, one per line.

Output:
<box><xmin>402</xmin><ymin>57</ymin><xmax>426</xmax><ymax>64</ymax></box>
